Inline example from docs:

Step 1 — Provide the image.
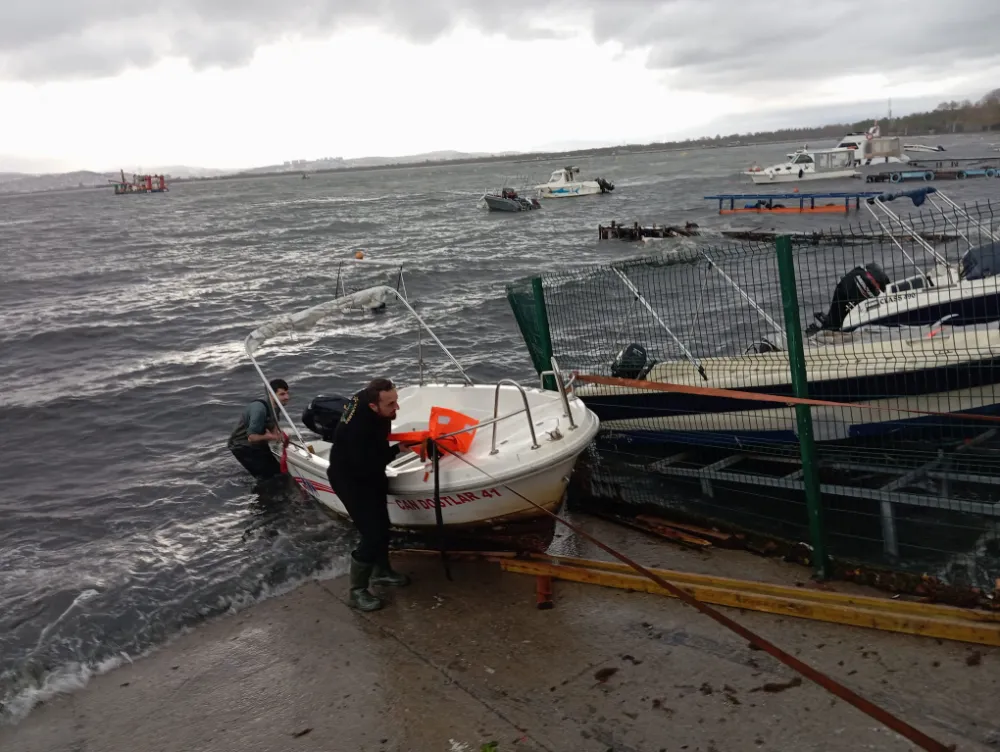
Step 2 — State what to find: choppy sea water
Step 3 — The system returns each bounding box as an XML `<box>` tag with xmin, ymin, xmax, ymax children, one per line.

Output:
<box><xmin>1</xmin><ymin>136</ymin><xmax>997</xmax><ymax>723</ymax></box>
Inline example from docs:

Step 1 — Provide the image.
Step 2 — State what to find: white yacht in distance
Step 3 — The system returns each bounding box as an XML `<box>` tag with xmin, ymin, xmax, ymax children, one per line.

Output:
<box><xmin>744</xmin><ymin>123</ymin><xmax>909</xmax><ymax>183</ymax></box>
<box><xmin>744</xmin><ymin>147</ymin><xmax>859</xmax><ymax>184</ymax></box>
<box><xmin>534</xmin><ymin>166</ymin><xmax>615</xmax><ymax>198</ymax></box>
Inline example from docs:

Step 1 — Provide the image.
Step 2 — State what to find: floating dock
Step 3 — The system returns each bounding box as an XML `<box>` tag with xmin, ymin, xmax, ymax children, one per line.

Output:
<box><xmin>705</xmin><ymin>191</ymin><xmax>884</xmax><ymax>215</ymax></box>
<box><xmin>598</xmin><ymin>220</ymin><xmax>700</xmax><ymax>241</ymax></box>
<box><xmin>863</xmin><ymin>156</ymin><xmax>1000</xmax><ymax>183</ymax></box>
<box><xmin>594</xmin><ymin>220</ymin><xmax>957</xmax><ymax>247</ymax></box>
<box><xmin>720</xmin><ymin>228</ymin><xmax>959</xmax><ymax>246</ymax></box>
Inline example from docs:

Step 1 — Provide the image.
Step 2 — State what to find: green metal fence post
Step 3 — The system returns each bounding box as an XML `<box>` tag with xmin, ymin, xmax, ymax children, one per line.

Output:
<box><xmin>531</xmin><ymin>277</ymin><xmax>556</xmax><ymax>391</ymax></box>
<box><xmin>775</xmin><ymin>235</ymin><xmax>829</xmax><ymax>580</ymax></box>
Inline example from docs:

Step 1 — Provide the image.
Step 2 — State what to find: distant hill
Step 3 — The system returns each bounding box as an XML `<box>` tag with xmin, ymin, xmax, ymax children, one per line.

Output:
<box><xmin>0</xmin><ymin>170</ymin><xmax>116</xmax><ymax>194</ymax></box>
<box><xmin>236</xmin><ymin>149</ymin><xmax>518</xmax><ymax>175</ymax></box>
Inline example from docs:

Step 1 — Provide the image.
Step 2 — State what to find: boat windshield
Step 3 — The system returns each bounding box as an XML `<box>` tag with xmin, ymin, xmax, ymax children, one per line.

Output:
<box><xmin>793</xmin><ymin>153</ymin><xmax>813</xmax><ymax>164</ymax></box>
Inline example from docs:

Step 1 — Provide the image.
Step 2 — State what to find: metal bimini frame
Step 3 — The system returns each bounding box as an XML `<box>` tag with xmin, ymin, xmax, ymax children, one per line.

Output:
<box><xmin>608</xmin><ymin>258</ymin><xmax>788</xmax><ymax>382</ymax></box>
<box><xmin>244</xmin><ymin>288</ymin><xmax>580</xmax><ymax>454</ymax></box>
<box><xmin>333</xmin><ymin>258</ymin><xmax>408</xmax><ymax>301</ymax></box>
<box><xmin>244</xmin><ymin>286</ymin><xmax>474</xmax><ymax>447</ymax></box>
<box><xmin>863</xmin><ymin>187</ymin><xmax>999</xmax><ymax>286</ymax></box>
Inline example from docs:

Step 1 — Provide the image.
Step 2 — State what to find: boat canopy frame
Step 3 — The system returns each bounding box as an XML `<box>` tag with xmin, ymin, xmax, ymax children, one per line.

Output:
<box><xmin>243</xmin><ymin>285</ymin><xmax>475</xmax><ymax>446</ymax></box>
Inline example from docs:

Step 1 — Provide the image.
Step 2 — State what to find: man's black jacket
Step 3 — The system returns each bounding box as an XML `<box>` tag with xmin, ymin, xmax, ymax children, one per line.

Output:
<box><xmin>327</xmin><ymin>393</ymin><xmax>401</xmax><ymax>496</ymax></box>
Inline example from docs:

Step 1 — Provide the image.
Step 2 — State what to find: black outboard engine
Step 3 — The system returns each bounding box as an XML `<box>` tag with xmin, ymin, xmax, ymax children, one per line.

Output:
<box><xmin>596</xmin><ymin>177</ymin><xmax>615</xmax><ymax>194</ymax></box>
<box><xmin>301</xmin><ymin>395</ymin><xmax>352</xmax><ymax>441</ymax></box>
<box><xmin>611</xmin><ymin>343</ymin><xmax>656</xmax><ymax>380</ymax></box>
<box><xmin>811</xmin><ymin>262</ymin><xmax>890</xmax><ymax>331</ymax></box>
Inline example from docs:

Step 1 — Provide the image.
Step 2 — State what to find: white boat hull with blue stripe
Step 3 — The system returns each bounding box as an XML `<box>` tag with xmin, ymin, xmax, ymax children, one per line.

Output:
<box><xmin>535</xmin><ymin>166</ymin><xmax>614</xmax><ymax>198</ymax></box>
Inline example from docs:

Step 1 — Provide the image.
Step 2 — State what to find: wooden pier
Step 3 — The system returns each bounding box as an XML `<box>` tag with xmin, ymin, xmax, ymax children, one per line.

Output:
<box><xmin>598</xmin><ymin>220</ymin><xmax>700</xmax><ymax>241</ymax></box>
<box><xmin>720</xmin><ymin>228</ymin><xmax>960</xmax><ymax>246</ymax></box>
<box><xmin>595</xmin><ymin>220</ymin><xmax>957</xmax><ymax>247</ymax></box>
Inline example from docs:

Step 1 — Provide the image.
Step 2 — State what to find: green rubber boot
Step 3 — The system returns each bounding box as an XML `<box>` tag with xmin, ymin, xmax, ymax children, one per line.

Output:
<box><xmin>371</xmin><ymin>557</ymin><xmax>411</xmax><ymax>587</ymax></box>
<box><xmin>348</xmin><ymin>556</ymin><xmax>383</xmax><ymax>612</ymax></box>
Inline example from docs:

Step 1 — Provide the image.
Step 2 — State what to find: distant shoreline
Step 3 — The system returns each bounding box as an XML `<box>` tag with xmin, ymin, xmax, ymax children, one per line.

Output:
<box><xmin>0</xmin><ymin>130</ymin><xmax>976</xmax><ymax>198</ymax></box>
<box><xmin>176</xmin><ymin>139</ymin><xmax>783</xmax><ymax>185</ymax></box>
<box><xmin>0</xmin><ymin>137</ymin><xmax>846</xmax><ymax>198</ymax></box>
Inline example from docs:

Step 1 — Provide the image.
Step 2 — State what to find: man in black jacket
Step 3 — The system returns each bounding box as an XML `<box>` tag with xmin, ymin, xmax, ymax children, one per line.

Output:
<box><xmin>328</xmin><ymin>377</ymin><xmax>411</xmax><ymax>611</ymax></box>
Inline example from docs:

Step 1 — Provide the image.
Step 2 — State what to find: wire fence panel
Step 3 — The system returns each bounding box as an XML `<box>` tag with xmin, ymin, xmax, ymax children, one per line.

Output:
<box><xmin>507</xmin><ymin>190</ymin><xmax>1000</xmax><ymax>595</ymax></box>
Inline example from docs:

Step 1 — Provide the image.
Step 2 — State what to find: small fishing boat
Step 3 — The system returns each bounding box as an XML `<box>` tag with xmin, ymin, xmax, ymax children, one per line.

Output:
<box><xmin>243</xmin><ymin>286</ymin><xmax>600</xmax><ymax>530</ymax></box>
<box><xmin>482</xmin><ymin>187</ymin><xmax>541</xmax><ymax>212</ymax></box>
<box><xmin>810</xmin><ymin>187</ymin><xmax>1000</xmax><ymax>331</ymax></box>
<box><xmin>482</xmin><ymin>174</ymin><xmax>542</xmax><ymax>212</ymax></box>
<box><xmin>535</xmin><ymin>166</ymin><xmax>614</xmax><ymax>198</ymax></box>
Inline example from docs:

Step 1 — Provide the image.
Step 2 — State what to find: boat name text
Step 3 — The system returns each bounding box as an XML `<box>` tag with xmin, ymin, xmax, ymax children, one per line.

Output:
<box><xmin>393</xmin><ymin>488</ymin><xmax>502</xmax><ymax>510</ymax></box>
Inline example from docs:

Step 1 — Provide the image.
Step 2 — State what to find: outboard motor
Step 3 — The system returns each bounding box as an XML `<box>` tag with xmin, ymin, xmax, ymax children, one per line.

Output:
<box><xmin>301</xmin><ymin>395</ymin><xmax>352</xmax><ymax>441</ymax></box>
<box><xmin>596</xmin><ymin>177</ymin><xmax>615</xmax><ymax>194</ymax></box>
<box><xmin>811</xmin><ymin>262</ymin><xmax>890</xmax><ymax>331</ymax></box>
<box><xmin>611</xmin><ymin>343</ymin><xmax>656</xmax><ymax>380</ymax></box>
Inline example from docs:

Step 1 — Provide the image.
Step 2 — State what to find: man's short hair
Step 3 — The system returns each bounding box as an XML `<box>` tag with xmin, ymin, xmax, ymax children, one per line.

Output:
<box><xmin>361</xmin><ymin>378</ymin><xmax>395</xmax><ymax>406</ymax></box>
<box><xmin>269</xmin><ymin>378</ymin><xmax>289</xmax><ymax>393</ymax></box>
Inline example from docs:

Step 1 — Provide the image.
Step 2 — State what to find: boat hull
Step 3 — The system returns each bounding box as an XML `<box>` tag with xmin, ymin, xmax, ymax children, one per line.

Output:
<box><xmin>283</xmin><ymin>451</ymin><xmax>581</xmax><ymax>529</ymax></box>
<box><xmin>483</xmin><ymin>194</ymin><xmax>537</xmax><ymax>212</ymax></box>
<box><xmin>841</xmin><ymin>277</ymin><xmax>1000</xmax><ymax>330</ymax></box>
<box><xmin>536</xmin><ymin>181</ymin><xmax>604</xmax><ymax>198</ymax></box>
<box><xmin>576</xmin><ymin>328</ymin><xmax>1000</xmax><ymax>445</ymax></box>
<box><xmin>750</xmin><ymin>169</ymin><xmax>858</xmax><ymax>185</ymax></box>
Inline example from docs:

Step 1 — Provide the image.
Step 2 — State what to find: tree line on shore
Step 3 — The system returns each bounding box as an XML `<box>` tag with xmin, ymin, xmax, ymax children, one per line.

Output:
<box><xmin>616</xmin><ymin>88</ymin><xmax>1000</xmax><ymax>155</ymax></box>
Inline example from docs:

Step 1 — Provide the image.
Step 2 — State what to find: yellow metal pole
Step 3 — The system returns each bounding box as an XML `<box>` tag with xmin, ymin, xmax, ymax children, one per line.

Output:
<box><xmin>501</xmin><ymin>559</ymin><xmax>1000</xmax><ymax>647</ymax></box>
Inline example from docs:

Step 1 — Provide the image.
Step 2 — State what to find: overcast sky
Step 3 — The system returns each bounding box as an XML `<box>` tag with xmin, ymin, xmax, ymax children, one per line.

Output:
<box><xmin>1</xmin><ymin>0</ymin><xmax>997</xmax><ymax>172</ymax></box>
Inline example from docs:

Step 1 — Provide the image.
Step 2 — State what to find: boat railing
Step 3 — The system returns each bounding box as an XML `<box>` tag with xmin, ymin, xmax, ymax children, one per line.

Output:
<box><xmin>489</xmin><ymin>379</ymin><xmax>540</xmax><ymax>454</ymax></box>
<box><xmin>863</xmin><ymin>188</ymin><xmax>956</xmax><ymax>284</ymax></box>
<box><xmin>544</xmin><ymin>356</ymin><xmax>578</xmax><ymax>431</ymax></box>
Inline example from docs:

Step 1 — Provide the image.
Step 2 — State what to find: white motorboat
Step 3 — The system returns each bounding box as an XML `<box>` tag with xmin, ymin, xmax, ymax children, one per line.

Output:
<box><xmin>535</xmin><ymin>166</ymin><xmax>615</xmax><ymax>198</ymax></box>
<box><xmin>833</xmin><ymin>122</ymin><xmax>909</xmax><ymax>164</ymax></box>
<box><xmin>745</xmin><ymin>147</ymin><xmax>859</xmax><ymax>184</ymax></box>
<box><xmin>743</xmin><ymin>125</ymin><xmax>909</xmax><ymax>182</ymax></box>
<box><xmin>809</xmin><ymin>187</ymin><xmax>1000</xmax><ymax>332</ymax></box>
<box><xmin>243</xmin><ymin>286</ymin><xmax>600</xmax><ymax>531</ymax></box>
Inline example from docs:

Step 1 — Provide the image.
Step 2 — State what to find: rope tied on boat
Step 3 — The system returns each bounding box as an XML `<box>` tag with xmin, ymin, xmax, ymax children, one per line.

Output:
<box><xmin>279</xmin><ymin>432</ymin><xmax>291</xmax><ymax>475</ymax></box>
<box><xmin>424</xmin><ymin>436</ymin><xmax>954</xmax><ymax>752</ymax></box>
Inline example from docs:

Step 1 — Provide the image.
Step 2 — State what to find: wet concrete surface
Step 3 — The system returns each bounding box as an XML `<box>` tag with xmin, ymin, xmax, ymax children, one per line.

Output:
<box><xmin>3</xmin><ymin>518</ymin><xmax>999</xmax><ymax>752</ymax></box>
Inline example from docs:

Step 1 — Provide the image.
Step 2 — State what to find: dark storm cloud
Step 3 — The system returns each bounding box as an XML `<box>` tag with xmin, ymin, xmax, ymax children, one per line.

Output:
<box><xmin>1</xmin><ymin>0</ymin><xmax>996</xmax><ymax>89</ymax></box>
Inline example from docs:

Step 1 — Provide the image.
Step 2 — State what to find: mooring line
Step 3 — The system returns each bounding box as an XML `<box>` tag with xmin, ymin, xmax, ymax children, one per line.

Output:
<box><xmin>433</xmin><ymin>441</ymin><xmax>953</xmax><ymax>752</ymax></box>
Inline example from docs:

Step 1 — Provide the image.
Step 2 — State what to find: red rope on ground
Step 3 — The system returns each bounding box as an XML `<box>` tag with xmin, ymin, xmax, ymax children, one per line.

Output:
<box><xmin>575</xmin><ymin>372</ymin><xmax>1000</xmax><ymax>424</ymax></box>
<box><xmin>435</xmin><ymin>440</ymin><xmax>954</xmax><ymax>752</ymax></box>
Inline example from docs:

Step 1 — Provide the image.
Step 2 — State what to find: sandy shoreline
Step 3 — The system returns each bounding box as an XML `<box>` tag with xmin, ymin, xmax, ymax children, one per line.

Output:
<box><xmin>2</xmin><ymin>519</ymin><xmax>998</xmax><ymax>752</ymax></box>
